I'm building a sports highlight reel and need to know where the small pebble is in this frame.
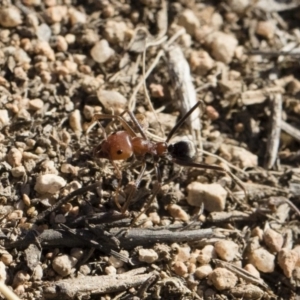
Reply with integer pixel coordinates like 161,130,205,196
173,261,188,276
0,110,9,127
172,244,191,263
79,265,91,275
69,109,82,137
32,265,43,281
90,39,114,63
206,106,219,121
105,265,116,275
209,268,238,290
166,204,190,222
215,240,240,262
45,5,67,23
103,20,128,44
189,50,214,76
0,262,6,282
195,264,213,279
197,245,216,265
97,90,127,113
227,0,250,13
177,9,200,36
0,251,13,265
244,263,260,278
12,270,30,288
34,174,66,194
11,166,26,178
187,182,227,212
52,255,77,277
248,248,275,273
278,248,298,278
0,6,22,27
209,32,238,64
68,7,87,25
138,248,158,263
7,147,22,167
263,228,283,253
256,21,275,40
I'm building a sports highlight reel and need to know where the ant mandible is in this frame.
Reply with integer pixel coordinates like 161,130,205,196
87,102,246,218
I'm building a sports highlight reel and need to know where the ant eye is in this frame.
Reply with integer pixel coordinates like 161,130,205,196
116,149,123,155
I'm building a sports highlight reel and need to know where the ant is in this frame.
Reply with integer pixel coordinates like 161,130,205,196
87,102,246,221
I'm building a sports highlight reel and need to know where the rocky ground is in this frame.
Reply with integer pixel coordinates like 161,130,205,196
0,0,300,299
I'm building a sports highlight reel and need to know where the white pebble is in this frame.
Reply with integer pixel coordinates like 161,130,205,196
103,20,128,44
32,265,43,281
249,248,275,273
214,240,240,262
12,270,30,287
227,0,250,13
90,39,114,63
29,99,44,111
34,174,66,194
69,109,82,137
0,110,9,127
0,262,6,282
7,147,22,167
195,264,213,279
0,251,13,265
52,255,77,277
97,90,127,112
138,249,158,264
187,182,227,212
68,7,87,25
209,268,237,290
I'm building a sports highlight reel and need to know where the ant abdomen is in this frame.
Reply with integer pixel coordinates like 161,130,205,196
168,140,196,161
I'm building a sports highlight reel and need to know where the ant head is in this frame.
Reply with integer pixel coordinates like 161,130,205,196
168,139,196,161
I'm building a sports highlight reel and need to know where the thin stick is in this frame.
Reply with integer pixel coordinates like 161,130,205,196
264,94,282,169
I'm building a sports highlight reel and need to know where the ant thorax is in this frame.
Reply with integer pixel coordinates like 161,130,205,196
168,139,196,161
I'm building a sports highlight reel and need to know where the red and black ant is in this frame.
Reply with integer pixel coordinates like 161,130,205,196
87,102,246,220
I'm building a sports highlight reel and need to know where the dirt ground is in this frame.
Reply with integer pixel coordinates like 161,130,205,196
1,0,300,299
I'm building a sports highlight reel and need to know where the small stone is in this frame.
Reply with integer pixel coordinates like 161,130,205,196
79,265,91,275
178,9,200,36
197,245,216,265
187,182,227,212
45,5,67,23
209,32,238,64
173,261,188,276
0,110,9,127
11,166,26,178
56,35,68,52
32,265,43,281
206,106,219,121
0,262,6,282
29,99,44,111
219,144,258,168
256,21,275,40
244,264,260,278
35,41,55,61
34,174,66,194
227,0,250,13
138,249,158,264
209,268,238,290
69,109,82,137
0,6,22,27
90,39,115,63
189,50,214,76
214,240,240,262
12,270,30,288
278,248,298,278
105,265,116,275
249,248,275,273
68,7,87,25
172,244,191,262
97,90,127,113
0,252,13,265
263,228,284,253
103,20,128,44
166,204,190,222
195,264,213,279
7,147,22,167
52,255,77,277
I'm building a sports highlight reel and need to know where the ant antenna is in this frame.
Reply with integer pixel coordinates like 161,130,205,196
166,101,201,143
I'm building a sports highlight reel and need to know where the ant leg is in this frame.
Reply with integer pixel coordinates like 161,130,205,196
172,158,248,200
111,161,123,211
86,114,137,137
131,164,162,226
121,162,147,214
